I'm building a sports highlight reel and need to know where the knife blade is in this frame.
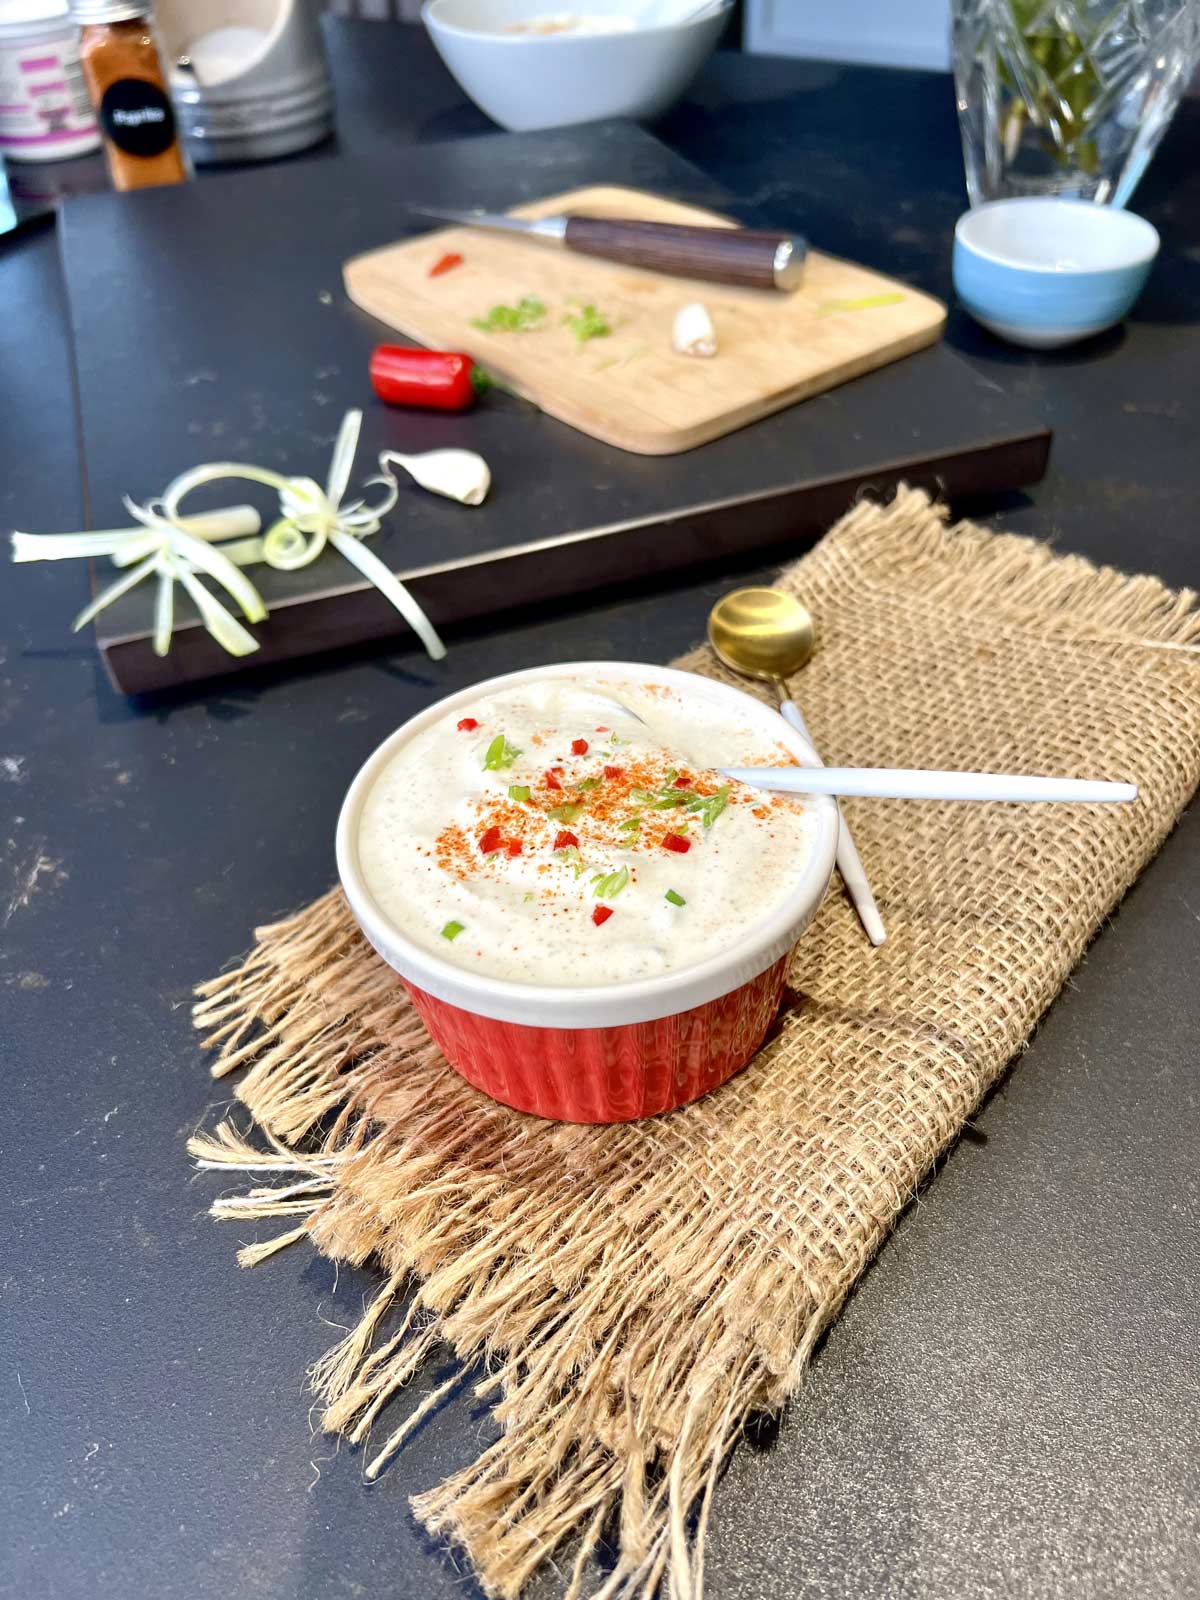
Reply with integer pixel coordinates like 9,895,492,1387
411,205,806,292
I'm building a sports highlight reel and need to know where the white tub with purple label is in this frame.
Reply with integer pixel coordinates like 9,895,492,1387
0,0,98,162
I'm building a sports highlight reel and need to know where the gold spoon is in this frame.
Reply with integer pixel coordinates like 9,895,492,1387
708,587,886,947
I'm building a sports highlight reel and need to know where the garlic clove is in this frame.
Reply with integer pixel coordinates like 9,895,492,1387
380,448,491,507
672,301,718,358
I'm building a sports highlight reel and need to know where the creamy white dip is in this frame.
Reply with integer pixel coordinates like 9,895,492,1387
502,11,635,33
357,676,811,987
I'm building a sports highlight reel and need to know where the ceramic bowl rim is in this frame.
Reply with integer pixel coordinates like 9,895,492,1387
335,660,839,1028
422,0,734,46
954,198,1160,276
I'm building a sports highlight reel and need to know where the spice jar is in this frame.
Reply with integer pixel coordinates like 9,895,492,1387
71,1,188,191
0,1,99,164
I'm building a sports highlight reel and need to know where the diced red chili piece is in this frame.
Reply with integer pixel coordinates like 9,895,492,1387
571,738,589,755
662,832,691,853
544,768,563,791
479,826,503,854
457,717,479,732
673,775,691,788
429,251,464,278
591,905,614,926
594,725,609,732
603,765,625,780
506,838,523,857
553,830,579,851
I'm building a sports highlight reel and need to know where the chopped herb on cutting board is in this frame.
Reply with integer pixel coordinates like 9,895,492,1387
472,295,547,332
562,303,611,345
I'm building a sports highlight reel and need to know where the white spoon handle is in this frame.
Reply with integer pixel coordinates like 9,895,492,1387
778,701,886,946
721,766,1138,804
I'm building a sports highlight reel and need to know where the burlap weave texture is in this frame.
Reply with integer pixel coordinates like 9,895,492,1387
191,489,1200,1599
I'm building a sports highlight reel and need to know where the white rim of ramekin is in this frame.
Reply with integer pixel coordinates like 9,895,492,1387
954,199,1160,274
336,661,840,1029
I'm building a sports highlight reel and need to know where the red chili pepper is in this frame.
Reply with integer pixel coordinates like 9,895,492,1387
457,717,478,732
479,826,503,854
553,830,579,851
545,769,563,791
662,833,691,854
591,905,614,927
571,738,589,755
673,775,691,788
594,726,609,732
603,765,625,780
429,251,463,278
506,838,523,857
369,345,493,412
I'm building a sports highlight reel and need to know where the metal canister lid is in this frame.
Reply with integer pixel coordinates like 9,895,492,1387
69,0,150,22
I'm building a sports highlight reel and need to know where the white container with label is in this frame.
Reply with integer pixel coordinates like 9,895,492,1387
0,0,99,161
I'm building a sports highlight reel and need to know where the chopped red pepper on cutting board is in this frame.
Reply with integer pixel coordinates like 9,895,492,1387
429,251,464,278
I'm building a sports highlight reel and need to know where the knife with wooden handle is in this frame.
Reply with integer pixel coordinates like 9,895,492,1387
413,205,807,291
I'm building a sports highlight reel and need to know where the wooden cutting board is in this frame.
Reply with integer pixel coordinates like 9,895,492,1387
343,185,946,456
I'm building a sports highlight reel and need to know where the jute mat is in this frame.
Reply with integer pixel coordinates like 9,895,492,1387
190,489,1200,1600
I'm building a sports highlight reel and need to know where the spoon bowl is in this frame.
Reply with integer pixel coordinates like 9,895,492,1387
707,586,815,684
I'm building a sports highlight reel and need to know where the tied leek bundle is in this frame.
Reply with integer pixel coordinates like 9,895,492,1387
10,411,490,663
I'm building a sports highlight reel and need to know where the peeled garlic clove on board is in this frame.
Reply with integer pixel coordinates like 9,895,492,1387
380,448,491,506
672,301,718,358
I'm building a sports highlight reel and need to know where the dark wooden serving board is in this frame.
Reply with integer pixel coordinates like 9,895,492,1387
57,122,1050,694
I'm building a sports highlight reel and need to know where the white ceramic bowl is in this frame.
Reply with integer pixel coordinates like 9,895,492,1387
953,198,1160,350
422,0,732,132
336,661,839,1122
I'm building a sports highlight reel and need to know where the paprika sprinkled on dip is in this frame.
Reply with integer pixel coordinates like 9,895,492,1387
356,675,812,987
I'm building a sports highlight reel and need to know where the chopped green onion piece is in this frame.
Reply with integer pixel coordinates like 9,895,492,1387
665,889,686,907
548,803,582,823
472,295,546,333
618,816,641,833
555,845,588,878
563,303,611,344
815,293,904,317
592,865,629,900
508,784,531,802
441,920,465,941
665,769,678,784
523,891,535,903
630,784,688,809
575,777,601,792
609,731,623,746
685,784,731,828
483,733,522,770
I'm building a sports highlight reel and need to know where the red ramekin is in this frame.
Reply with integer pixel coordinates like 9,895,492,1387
336,662,839,1123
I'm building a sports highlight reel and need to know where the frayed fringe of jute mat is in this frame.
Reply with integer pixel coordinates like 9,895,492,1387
189,488,1200,1600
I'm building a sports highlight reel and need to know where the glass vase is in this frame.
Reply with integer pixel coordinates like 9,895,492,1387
953,0,1200,207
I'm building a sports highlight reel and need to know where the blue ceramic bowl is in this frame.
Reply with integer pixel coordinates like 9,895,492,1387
953,198,1159,349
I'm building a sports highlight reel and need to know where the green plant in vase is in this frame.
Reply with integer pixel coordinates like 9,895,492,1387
953,0,1200,205
999,0,1103,176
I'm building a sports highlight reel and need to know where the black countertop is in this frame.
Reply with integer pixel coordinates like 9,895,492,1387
2,23,1197,1600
